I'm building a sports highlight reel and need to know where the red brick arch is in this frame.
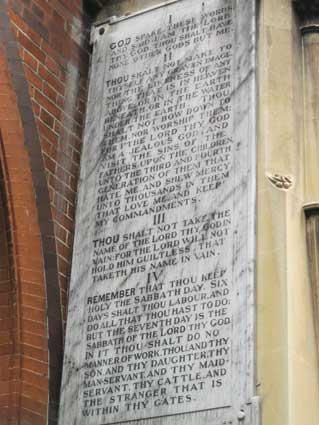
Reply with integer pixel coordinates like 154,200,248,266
0,6,62,424
0,0,92,422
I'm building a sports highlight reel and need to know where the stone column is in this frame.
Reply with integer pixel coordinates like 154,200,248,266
294,0,319,201
294,0,319,363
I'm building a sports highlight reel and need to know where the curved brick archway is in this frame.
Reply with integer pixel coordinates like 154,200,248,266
0,0,92,422
0,6,62,424
0,133,19,424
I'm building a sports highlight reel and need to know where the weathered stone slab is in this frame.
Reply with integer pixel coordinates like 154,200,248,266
59,1,257,424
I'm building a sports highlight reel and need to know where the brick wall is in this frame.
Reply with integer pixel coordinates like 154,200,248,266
7,0,91,324
0,0,93,423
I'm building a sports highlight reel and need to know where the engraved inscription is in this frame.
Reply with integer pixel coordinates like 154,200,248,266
59,1,256,424
80,4,234,422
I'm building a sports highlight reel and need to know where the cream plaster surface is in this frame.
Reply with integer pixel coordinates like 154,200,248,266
258,1,319,425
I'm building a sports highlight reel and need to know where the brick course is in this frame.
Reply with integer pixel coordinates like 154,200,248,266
0,0,92,423
7,0,91,326
0,85,49,425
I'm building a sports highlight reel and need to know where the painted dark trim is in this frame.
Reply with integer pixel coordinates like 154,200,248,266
0,3,63,424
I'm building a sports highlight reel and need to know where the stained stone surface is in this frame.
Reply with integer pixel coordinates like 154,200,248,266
59,1,257,424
